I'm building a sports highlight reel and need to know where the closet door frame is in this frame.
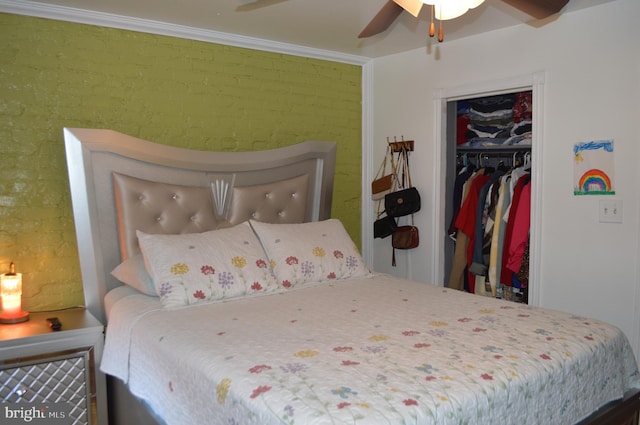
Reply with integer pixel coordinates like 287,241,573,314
432,71,545,306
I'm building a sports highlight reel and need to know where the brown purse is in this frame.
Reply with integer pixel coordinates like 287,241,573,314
371,174,394,201
392,225,419,250
391,225,419,267
371,145,397,201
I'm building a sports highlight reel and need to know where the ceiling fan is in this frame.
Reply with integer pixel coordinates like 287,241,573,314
358,0,569,41
237,0,570,42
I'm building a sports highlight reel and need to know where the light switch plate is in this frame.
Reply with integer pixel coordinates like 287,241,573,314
599,199,622,223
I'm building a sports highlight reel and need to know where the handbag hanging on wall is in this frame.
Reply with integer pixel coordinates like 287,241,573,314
392,225,419,250
385,187,421,218
391,214,419,266
374,215,397,239
371,145,396,201
384,147,421,217
373,144,399,239
387,144,420,266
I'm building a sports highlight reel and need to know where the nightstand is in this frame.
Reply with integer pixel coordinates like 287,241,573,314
0,308,107,425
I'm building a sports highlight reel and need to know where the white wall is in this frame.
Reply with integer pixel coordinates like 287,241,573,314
368,0,640,359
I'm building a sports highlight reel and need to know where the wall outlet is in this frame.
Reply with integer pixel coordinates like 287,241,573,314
599,199,623,223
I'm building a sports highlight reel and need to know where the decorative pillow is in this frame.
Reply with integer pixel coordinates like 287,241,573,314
110,254,157,296
137,222,279,308
250,219,371,288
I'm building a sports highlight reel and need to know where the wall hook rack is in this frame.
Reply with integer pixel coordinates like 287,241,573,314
387,136,414,152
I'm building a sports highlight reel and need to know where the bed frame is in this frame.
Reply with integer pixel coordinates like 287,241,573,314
63,128,639,425
64,128,336,425
64,128,336,325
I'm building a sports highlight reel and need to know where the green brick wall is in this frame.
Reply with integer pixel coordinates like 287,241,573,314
0,13,362,312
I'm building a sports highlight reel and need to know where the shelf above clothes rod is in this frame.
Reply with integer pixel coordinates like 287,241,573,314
457,145,531,153
456,145,531,169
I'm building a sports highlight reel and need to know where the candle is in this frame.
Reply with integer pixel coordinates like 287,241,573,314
1,273,22,317
0,263,29,323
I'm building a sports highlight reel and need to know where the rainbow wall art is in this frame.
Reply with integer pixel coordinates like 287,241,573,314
573,140,615,195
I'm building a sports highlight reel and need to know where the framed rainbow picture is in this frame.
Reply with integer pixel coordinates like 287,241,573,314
573,140,615,195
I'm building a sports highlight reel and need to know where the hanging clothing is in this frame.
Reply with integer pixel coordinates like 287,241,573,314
447,153,531,303
448,166,475,239
448,170,483,290
506,180,531,274
453,172,491,294
469,170,505,277
500,174,530,287
487,174,512,297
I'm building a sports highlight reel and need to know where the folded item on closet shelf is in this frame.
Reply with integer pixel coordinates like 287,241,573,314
468,115,514,127
459,136,533,149
513,91,532,123
468,94,516,113
511,120,532,136
467,123,513,139
467,108,513,123
462,137,510,148
505,134,532,146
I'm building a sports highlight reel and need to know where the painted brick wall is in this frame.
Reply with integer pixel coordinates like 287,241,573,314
0,13,362,312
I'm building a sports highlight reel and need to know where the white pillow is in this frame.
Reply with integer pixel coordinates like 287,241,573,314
110,254,157,296
137,222,279,308
250,219,370,288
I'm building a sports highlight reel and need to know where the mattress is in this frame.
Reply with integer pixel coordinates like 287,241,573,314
104,285,145,320
101,274,640,425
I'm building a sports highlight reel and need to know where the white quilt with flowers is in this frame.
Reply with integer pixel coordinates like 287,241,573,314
101,274,639,425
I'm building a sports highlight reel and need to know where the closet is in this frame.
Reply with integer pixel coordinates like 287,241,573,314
444,90,532,304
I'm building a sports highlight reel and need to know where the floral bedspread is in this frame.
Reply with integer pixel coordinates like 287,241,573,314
101,274,640,425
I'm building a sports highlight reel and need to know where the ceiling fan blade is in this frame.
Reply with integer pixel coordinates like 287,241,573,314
392,0,423,18
358,0,405,38
236,0,289,12
501,0,569,19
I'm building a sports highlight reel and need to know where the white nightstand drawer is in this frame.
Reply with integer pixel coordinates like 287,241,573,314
1,348,94,425
0,308,106,425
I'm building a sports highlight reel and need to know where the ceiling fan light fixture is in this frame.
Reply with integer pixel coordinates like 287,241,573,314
421,0,485,20
359,0,565,42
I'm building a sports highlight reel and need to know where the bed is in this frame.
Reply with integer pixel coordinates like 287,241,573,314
63,128,640,425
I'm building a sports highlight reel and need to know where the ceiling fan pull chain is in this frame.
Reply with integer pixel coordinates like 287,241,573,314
429,4,435,38
438,17,444,42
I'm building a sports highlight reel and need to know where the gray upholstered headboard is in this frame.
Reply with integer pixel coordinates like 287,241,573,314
64,128,336,323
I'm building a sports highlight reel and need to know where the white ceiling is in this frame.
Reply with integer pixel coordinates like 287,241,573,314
3,0,614,58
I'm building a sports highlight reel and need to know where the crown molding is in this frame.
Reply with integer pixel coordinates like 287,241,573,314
0,0,370,66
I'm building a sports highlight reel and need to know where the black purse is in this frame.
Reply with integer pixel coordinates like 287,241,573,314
374,215,397,239
384,145,420,218
385,187,421,218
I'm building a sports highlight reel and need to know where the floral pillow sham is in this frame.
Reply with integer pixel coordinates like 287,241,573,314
249,219,371,288
137,222,279,308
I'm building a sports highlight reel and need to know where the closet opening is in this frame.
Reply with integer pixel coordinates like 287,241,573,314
444,91,532,303
432,72,544,306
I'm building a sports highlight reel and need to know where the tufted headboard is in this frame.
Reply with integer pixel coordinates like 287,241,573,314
64,128,336,323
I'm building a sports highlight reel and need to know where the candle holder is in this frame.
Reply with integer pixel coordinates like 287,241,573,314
0,262,30,324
